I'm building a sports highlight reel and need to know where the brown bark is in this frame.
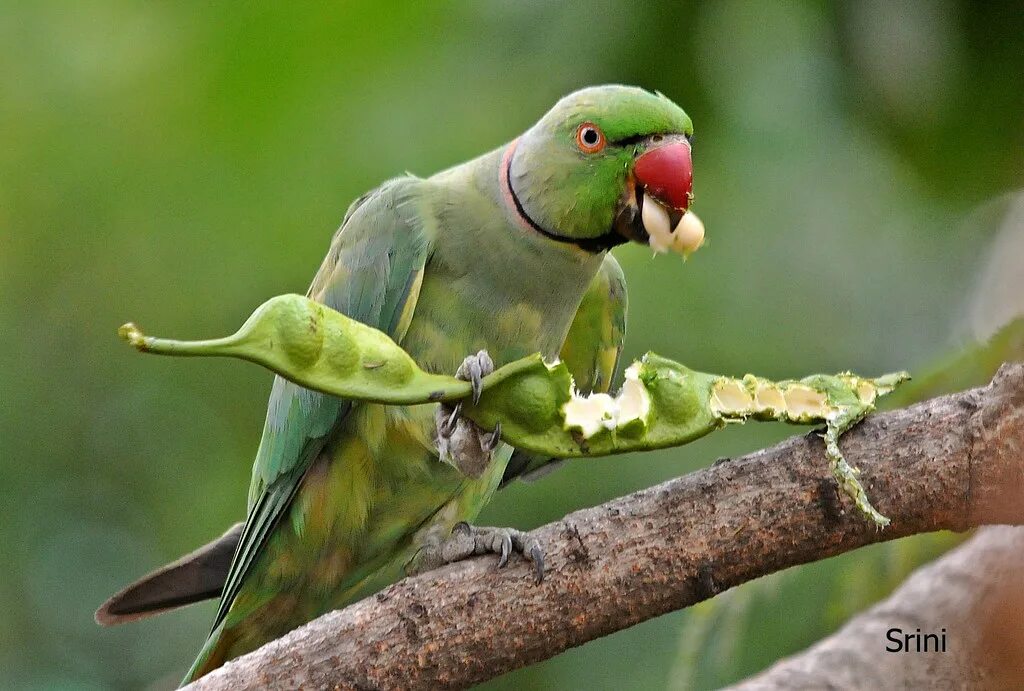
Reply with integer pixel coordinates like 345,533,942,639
186,364,1024,691
728,526,1024,690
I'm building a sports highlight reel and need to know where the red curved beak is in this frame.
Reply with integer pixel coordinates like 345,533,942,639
633,140,693,211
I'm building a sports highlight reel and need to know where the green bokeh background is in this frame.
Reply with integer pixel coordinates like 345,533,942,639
2,1,1022,689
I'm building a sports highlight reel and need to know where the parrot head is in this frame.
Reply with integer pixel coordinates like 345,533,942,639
503,85,701,256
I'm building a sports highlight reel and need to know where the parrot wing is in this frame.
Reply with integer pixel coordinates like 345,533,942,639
501,253,627,486
213,177,434,631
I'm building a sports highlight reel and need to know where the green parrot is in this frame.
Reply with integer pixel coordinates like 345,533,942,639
96,85,699,683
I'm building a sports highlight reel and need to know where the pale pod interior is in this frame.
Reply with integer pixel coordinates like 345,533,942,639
640,192,705,257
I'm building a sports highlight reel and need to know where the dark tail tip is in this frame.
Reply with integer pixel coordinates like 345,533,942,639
95,523,243,626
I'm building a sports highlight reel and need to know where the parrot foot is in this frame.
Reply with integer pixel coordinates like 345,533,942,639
435,350,502,478
415,522,545,584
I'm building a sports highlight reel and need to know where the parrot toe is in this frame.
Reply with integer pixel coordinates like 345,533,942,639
481,420,502,452
454,349,494,404
423,523,545,584
438,401,462,437
435,350,503,478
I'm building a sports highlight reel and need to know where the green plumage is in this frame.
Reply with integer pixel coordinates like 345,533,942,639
174,85,693,682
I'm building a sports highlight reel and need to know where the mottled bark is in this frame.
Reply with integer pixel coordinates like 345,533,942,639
186,364,1024,691
729,526,1024,690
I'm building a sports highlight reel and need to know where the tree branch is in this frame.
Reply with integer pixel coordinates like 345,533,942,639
186,363,1024,690
727,525,1024,689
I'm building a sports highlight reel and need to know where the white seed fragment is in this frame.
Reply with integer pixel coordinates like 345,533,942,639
562,392,616,438
616,364,651,425
562,360,653,438
641,194,674,253
672,211,705,257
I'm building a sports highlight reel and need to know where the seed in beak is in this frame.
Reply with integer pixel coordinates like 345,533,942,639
672,211,705,257
641,194,674,253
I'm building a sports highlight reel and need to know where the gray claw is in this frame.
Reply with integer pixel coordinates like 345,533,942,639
440,402,462,436
482,421,502,452
455,350,493,405
498,533,512,568
472,372,483,404
529,544,544,584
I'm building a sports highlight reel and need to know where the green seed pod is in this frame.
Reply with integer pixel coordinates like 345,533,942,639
121,294,470,404
120,294,909,526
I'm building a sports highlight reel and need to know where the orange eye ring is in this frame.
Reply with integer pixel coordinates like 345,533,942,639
575,122,606,153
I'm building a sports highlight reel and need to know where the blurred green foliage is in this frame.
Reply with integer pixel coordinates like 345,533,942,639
2,1,1022,689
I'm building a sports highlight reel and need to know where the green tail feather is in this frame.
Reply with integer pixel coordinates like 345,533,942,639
181,622,228,687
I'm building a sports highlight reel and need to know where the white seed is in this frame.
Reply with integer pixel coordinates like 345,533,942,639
671,211,705,257
615,376,651,425
562,392,616,438
561,361,653,437
641,194,674,253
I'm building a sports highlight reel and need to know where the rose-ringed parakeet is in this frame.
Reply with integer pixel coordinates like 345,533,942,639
96,85,701,683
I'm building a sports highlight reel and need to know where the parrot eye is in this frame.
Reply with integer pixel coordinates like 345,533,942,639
576,122,606,154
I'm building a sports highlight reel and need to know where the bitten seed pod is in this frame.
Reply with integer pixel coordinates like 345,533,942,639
706,369,911,525
120,294,908,525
